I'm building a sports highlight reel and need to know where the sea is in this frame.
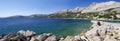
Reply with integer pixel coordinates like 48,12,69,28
0,18,93,37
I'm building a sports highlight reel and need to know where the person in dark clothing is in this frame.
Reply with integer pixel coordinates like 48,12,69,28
97,21,101,26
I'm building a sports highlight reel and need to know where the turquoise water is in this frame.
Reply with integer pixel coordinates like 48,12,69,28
0,18,92,37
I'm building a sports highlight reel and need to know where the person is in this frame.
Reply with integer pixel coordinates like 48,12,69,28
97,21,101,26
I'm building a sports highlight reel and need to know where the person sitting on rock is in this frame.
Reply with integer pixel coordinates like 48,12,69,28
97,21,101,26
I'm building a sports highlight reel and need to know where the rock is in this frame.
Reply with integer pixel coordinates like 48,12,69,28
85,27,99,38
64,36,74,41
85,21,120,41
59,37,64,41
14,35,27,41
36,34,48,41
29,33,53,41
92,36,102,41
18,30,36,37
0,34,5,39
98,27,107,37
80,36,88,41
74,35,81,41
116,37,120,41
0,39,5,41
45,35,57,41
1,21,120,41
3,32,16,39
116,14,120,18
30,36,38,41
70,7,84,12
104,35,117,41
45,33,52,36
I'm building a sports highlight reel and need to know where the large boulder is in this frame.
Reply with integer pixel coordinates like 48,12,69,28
3,32,16,39
30,33,53,41
64,36,74,41
74,35,81,41
45,35,57,41
104,35,117,41
36,33,52,41
17,30,36,37
30,36,38,41
80,36,88,41
59,37,64,41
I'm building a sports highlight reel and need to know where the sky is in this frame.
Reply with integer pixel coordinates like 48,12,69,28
0,0,120,17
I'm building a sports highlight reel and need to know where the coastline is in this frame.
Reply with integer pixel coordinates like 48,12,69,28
0,18,92,38
2,17,120,22
0,21,120,41
47,18,120,21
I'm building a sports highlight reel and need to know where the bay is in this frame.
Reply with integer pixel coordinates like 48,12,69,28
0,18,92,37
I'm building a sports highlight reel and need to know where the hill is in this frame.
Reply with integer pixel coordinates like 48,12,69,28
48,1,120,20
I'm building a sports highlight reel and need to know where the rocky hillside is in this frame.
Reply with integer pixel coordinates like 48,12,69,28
82,1,120,13
48,1,120,20
52,1,120,13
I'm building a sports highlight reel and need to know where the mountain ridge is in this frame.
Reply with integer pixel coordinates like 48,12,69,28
54,1,120,14
8,1,120,20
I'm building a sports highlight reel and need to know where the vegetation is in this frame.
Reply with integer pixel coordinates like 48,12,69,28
48,8,120,20
49,12,82,18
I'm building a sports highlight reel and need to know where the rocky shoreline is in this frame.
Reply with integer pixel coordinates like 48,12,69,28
0,21,120,41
